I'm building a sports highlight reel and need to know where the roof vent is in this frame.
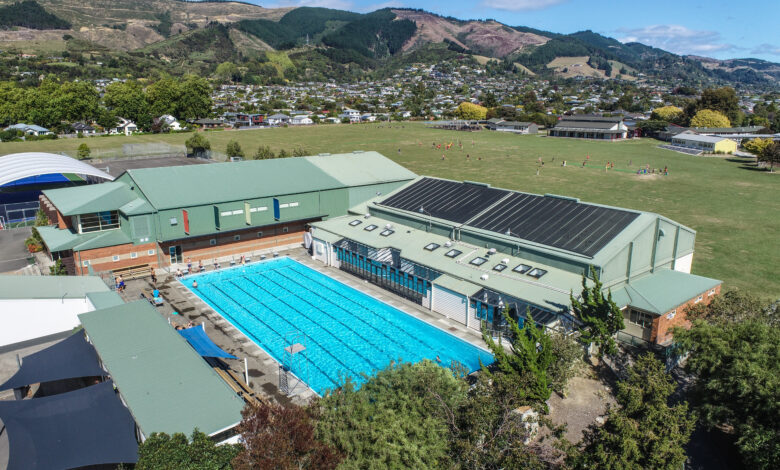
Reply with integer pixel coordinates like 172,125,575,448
444,241,452,247
501,258,509,264
488,248,497,255
480,273,489,281
385,224,393,229
364,213,371,219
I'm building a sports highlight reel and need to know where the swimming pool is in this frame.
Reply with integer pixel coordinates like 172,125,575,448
181,257,493,395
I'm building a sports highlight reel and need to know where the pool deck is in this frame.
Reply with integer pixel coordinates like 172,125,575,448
120,247,491,405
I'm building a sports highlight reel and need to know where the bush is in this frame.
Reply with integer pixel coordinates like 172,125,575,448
76,143,90,160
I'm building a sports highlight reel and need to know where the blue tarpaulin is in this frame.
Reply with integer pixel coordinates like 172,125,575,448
0,380,139,470
0,332,105,391
178,325,236,359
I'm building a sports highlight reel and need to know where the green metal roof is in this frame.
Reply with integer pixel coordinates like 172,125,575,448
305,151,416,188
43,182,138,216
433,275,483,297
121,152,414,211
85,291,125,309
313,215,586,313
37,226,132,252
611,269,721,315
0,274,108,299
36,225,80,251
78,301,245,437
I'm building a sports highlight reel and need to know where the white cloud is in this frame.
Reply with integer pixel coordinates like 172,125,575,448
616,24,738,56
482,0,568,12
750,44,780,56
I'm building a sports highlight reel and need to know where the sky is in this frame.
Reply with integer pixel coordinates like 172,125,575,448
259,0,780,62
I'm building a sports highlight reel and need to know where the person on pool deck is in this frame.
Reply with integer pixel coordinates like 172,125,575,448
198,260,204,272
153,288,159,298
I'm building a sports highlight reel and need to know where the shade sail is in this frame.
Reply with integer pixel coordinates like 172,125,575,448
179,325,236,359
0,332,105,391
0,380,139,470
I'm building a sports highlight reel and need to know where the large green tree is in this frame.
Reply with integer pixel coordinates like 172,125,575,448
146,77,181,117
570,267,624,357
314,360,467,470
673,294,779,469
177,75,213,120
103,80,151,130
758,141,780,172
136,430,241,470
481,310,554,409
185,133,211,159
570,354,696,470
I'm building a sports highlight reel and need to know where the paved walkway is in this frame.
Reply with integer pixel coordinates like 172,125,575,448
120,247,491,405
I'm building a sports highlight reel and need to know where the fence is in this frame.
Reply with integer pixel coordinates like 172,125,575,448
0,201,40,228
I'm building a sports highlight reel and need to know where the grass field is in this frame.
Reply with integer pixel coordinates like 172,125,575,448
1,123,777,297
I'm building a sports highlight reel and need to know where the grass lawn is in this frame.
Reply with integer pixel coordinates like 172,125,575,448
1,123,777,297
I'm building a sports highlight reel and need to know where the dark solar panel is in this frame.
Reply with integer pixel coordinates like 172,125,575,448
379,178,508,223
468,192,639,257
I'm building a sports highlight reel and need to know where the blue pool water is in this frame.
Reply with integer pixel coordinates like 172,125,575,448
181,257,493,395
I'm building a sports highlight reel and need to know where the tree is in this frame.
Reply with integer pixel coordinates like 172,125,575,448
314,360,467,470
185,133,211,159
758,141,780,172
481,309,554,409
548,331,582,397
226,140,244,159
685,289,775,326
136,429,241,470
76,143,90,160
177,75,213,120
690,109,730,128
49,259,67,275
291,146,308,157
215,61,240,83
650,105,683,122
253,145,275,160
103,80,151,130
233,402,341,470
482,91,498,108
277,148,290,159
674,296,779,469
570,267,624,357
571,354,696,470
743,137,773,157
698,86,742,125
146,77,181,117
455,102,487,120
33,209,49,227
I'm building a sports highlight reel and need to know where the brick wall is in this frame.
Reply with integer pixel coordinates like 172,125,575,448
650,283,722,344
73,241,159,275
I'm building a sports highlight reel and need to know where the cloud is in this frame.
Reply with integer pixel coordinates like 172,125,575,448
482,0,568,12
616,24,739,56
750,43,780,56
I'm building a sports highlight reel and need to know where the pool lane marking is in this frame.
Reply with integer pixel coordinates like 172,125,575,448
224,278,368,386
233,275,385,374
197,281,342,391
270,267,426,362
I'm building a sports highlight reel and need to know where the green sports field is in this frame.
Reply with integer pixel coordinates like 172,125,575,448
1,123,777,297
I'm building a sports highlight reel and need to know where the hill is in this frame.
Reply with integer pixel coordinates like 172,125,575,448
0,0,776,87
0,0,70,30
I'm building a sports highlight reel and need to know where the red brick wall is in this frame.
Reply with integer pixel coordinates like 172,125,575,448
73,241,159,275
650,284,722,344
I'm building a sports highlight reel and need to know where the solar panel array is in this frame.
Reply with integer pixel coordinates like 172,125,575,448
468,192,639,257
379,178,508,223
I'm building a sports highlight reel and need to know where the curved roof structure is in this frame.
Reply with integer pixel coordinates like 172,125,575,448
0,152,113,188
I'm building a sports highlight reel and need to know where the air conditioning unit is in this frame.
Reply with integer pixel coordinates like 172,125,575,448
501,258,509,264
364,213,371,218
444,241,452,247
488,248,497,255
480,273,489,281
385,224,393,229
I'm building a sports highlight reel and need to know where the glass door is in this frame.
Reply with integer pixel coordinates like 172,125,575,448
169,245,182,264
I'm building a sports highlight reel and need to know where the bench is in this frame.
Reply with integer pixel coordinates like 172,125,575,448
213,367,264,407
112,264,151,280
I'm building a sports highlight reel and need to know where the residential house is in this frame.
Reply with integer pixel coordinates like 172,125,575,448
290,115,313,125
5,123,52,136
111,118,138,136
267,114,290,126
71,122,96,135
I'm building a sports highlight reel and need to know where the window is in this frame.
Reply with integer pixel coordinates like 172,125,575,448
82,260,90,267
112,255,120,262
79,211,120,233
708,289,716,296
364,224,378,232
512,264,532,274
209,239,217,246
492,264,507,272
424,243,440,251
629,309,654,329
147,249,155,256
130,252,138,259
169,217,178,226
282,227,289,233
257,231,263,238
469,257,487,266
379,229,394,237
349,219,362,226
527,268,547,279
233,235,241,241
444,249,462,258
695,295,703,303
667,310,676,320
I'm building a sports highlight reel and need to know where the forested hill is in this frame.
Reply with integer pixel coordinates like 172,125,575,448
0,0,777,86
0,0,70,29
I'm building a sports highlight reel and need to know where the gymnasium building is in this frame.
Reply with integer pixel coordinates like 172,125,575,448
310,177,721,346
549,115,628,140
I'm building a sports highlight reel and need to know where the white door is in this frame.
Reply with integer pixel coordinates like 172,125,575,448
433,285,467,325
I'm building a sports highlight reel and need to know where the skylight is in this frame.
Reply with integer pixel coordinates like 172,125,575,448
444,249,462,258
527,268,547,279
492,264,507,272
512,264,532,274
364,224,378,231
380,229,395,237
349,219,362,226
469,257,488,266
424,243,440,251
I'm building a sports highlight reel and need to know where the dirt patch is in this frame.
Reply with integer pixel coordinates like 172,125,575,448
548,374,615,443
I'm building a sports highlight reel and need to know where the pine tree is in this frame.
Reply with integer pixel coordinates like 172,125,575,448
570,266,624,357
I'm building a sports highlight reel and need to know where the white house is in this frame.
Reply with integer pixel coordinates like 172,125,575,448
5,123,52,136
158,114,182,131
111,118,138,136
340,108,361,123
267,114,290,126
291,115,313,125
361,114,377,123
